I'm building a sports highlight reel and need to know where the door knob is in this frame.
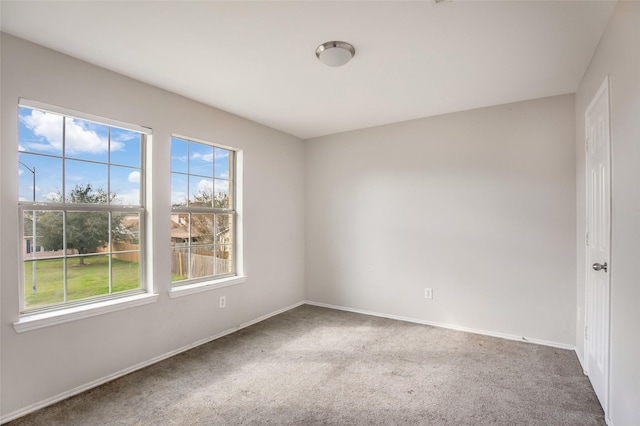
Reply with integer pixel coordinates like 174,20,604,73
592,262,608,272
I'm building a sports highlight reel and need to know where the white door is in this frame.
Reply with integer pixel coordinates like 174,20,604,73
585,77,611,412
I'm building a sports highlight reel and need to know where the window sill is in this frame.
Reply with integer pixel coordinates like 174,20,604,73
13,293,159,333
170,275,247,298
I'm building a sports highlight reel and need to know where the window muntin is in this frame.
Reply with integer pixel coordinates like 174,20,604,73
18,103,147,313
170,136,236,284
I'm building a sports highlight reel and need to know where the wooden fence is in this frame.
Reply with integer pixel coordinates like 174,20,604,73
172,249,231,278
97,242,140,263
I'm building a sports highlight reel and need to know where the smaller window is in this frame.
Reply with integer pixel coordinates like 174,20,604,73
170,136,237,285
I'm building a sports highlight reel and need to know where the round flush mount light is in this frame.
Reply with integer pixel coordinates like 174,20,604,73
316,41,355,67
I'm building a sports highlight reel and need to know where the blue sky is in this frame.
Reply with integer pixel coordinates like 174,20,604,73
170,137,232,207
18,107,141,205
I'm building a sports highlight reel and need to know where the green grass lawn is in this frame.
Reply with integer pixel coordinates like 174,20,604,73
172,273,188,282
23,256,140,309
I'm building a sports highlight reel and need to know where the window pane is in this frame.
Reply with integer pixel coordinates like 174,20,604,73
171,173,188,207
171,213,190,247
171,137,189,173
189,177,213,207
24,258,65,309
171,245,189,282
113,212,140,250
189,142,214,177
66,254,110,301
214,148,231,179
19,107,63,156
213,179,231,209
66,211,110,256
191,246,214,278
110,128,141,167
19,153,63,202
64,117,109,163
216,214,233,245
171,213,190,282
192,214,214,245
216,245,233,275
65,160,109,203
112,254,140,292
28,210,64,258
23,210,37,260
110,165,140,205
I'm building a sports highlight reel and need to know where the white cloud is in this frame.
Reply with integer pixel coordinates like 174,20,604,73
214,150,228,159
65,118,124,154
196,179,228,195
21,111,124,155
21,110,63,152
111,130,139,142
18,169,24,176
18,144,26,151
219,172,229,179
110,142,125,152
198,179,213,194
214,180,229,194
117,189,140,206
192,152,214,162
45,192,60,202
128,171,140,183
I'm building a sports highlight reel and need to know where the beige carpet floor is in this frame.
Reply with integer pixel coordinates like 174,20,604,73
7,304,605,425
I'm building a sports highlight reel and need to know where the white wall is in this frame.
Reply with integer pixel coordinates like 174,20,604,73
0,34,305,419
305,94,576,346
575,3,640,424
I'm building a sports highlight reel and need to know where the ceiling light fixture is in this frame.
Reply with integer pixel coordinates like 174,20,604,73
316,41,355,67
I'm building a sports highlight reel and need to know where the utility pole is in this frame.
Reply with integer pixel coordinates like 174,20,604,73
19,161,37,294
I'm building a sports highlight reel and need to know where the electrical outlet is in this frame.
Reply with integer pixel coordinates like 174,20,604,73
219,296,226,308
424,288,433,300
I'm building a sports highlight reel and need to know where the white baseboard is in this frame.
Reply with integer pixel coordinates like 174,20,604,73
575,348,587,374
0,300,306,425
305,300,576,351
239,300,305,329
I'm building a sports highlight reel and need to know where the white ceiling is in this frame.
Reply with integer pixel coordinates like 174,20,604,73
1,1,616,139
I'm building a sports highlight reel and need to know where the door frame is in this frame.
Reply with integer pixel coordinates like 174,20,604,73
583,75,612,417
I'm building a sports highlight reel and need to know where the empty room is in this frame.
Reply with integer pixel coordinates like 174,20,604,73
1,1,638,425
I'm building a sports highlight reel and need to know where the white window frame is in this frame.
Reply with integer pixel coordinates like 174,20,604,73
170,134,245,297
15,99,154,321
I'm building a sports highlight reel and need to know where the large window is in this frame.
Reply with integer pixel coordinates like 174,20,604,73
18,101,148,313
170,136,236,285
